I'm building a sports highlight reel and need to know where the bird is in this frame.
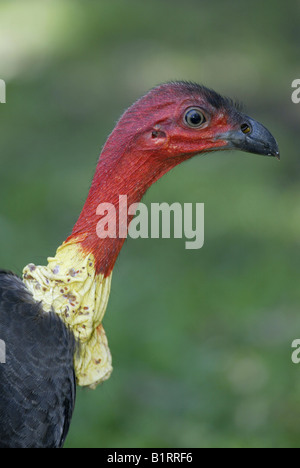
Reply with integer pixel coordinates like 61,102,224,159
0,81,279,448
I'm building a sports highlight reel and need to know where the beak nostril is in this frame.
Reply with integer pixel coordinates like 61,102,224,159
241,123,252,134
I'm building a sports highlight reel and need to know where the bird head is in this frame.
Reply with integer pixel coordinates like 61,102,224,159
113,81,279,163
71,81,279,276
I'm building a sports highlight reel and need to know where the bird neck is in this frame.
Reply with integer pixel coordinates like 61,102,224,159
22,126,181,388
23,243,113,388
67,128,180,277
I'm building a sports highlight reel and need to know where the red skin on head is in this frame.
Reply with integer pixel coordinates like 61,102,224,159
67,83,239,276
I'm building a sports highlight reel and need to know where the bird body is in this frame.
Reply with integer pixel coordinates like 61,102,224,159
0,271,75,448
0,82,279,447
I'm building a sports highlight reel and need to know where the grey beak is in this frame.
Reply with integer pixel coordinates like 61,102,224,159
222,115,280,160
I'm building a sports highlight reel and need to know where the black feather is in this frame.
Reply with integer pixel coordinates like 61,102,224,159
0,271,76,448
168,81,243,112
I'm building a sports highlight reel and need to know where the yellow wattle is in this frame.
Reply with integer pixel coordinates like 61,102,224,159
22,239,113,389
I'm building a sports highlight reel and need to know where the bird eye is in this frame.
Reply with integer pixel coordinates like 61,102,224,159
184,108,206,128
241,123,252,134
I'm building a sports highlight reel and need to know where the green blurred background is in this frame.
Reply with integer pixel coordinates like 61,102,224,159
0,0,300,448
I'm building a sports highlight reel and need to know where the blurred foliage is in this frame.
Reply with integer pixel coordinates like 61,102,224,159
0,0,300,448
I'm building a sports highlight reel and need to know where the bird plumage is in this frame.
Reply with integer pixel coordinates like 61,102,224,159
0,271,76,448
0,82,279,447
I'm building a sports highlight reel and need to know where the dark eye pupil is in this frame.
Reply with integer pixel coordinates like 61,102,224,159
185,109,205,127
189,111,201,124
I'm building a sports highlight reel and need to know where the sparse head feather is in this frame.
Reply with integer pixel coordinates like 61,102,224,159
117,81,243,131
149,81,243,112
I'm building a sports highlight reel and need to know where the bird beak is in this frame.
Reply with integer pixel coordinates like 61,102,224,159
219,115,280,160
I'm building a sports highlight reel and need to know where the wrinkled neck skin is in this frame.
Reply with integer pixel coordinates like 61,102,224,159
22,124,186,388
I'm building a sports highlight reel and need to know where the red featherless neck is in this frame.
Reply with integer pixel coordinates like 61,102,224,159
67,119,185,277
